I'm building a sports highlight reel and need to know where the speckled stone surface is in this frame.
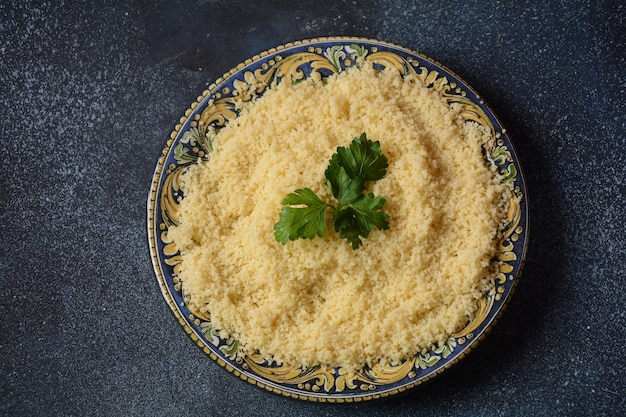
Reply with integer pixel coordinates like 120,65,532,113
1,1,624,416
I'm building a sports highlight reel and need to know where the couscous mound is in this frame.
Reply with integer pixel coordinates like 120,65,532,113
168,63,509,370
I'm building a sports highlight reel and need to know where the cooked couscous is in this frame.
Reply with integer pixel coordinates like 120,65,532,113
167,62,509,371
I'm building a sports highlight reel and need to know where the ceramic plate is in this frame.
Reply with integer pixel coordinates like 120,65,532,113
147,37,528,402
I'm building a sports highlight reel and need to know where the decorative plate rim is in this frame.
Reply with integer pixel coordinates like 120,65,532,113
147,36,529,402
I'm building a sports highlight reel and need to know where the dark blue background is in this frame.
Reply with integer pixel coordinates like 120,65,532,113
1,1,624,416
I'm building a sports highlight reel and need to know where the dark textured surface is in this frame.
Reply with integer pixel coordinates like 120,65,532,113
1,1,624,416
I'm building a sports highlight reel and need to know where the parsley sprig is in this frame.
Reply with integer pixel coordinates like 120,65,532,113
274,133,390,249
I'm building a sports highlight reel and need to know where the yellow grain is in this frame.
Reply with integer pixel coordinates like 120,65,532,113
168,63,509,371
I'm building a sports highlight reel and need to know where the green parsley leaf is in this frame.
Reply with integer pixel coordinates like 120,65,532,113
333,211,365,249
273,188,328,244
350,194,389,231
336,133,388,181
274,134,390,249
324,163,364,205
333,194,390,249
